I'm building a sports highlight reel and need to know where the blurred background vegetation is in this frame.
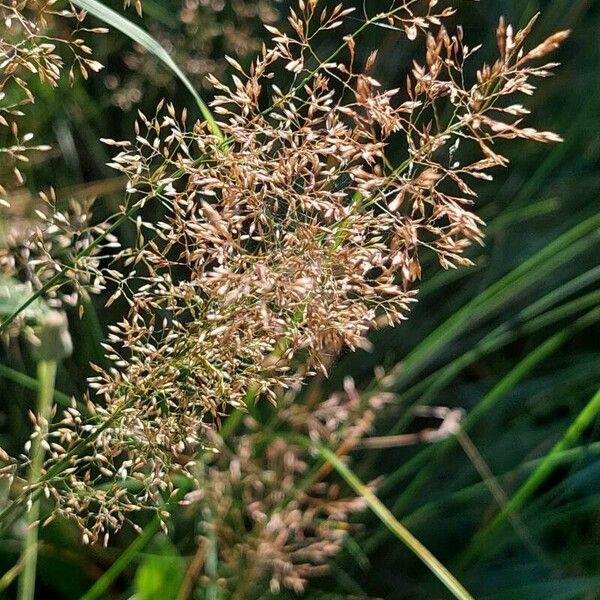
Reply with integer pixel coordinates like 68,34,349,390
1,0,599,598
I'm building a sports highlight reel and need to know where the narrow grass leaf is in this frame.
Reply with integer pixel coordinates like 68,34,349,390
462,386,600,564
70,0,223,141
364,307,600,554
388,213,600,389
288,435,474,600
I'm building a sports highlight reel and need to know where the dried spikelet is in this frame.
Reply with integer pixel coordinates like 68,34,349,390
123,0,144,17
0,0,144,203
0,1,140,316
522,29,571,62
0,192,106,320
0,2,109,156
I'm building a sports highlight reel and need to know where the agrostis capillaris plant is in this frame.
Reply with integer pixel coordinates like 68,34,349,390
0,0,569,597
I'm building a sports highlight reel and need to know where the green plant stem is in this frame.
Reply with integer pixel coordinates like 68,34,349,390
79,518,161,600
17,360,57,600
461,386,600,565
0,545,40,592
0,364,71,407
286,434,474,600
203,507,221,600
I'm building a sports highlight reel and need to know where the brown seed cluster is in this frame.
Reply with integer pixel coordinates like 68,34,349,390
148,378,390,595
5,0,568,566
0,1,137,326
89,1,567,461
0,190,105,327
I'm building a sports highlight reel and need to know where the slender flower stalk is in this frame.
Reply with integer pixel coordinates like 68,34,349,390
17,311,72,600
16,359,56,600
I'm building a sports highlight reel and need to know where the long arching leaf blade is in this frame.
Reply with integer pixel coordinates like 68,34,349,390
71,0,223,141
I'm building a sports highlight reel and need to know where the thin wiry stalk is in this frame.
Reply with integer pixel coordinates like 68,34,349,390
17,359,57,600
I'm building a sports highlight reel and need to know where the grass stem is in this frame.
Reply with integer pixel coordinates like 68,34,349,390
17,360,57,600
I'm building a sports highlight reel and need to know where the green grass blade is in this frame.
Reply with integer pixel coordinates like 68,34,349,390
387,213,600,389
402,441,600,530
287,435,474,600
483,577,600,600
357,219,600,481
360,287,600,487
364,307,600,554
396,306,599,490
71,0,223,141
462,386,600,564
390,287,600,416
